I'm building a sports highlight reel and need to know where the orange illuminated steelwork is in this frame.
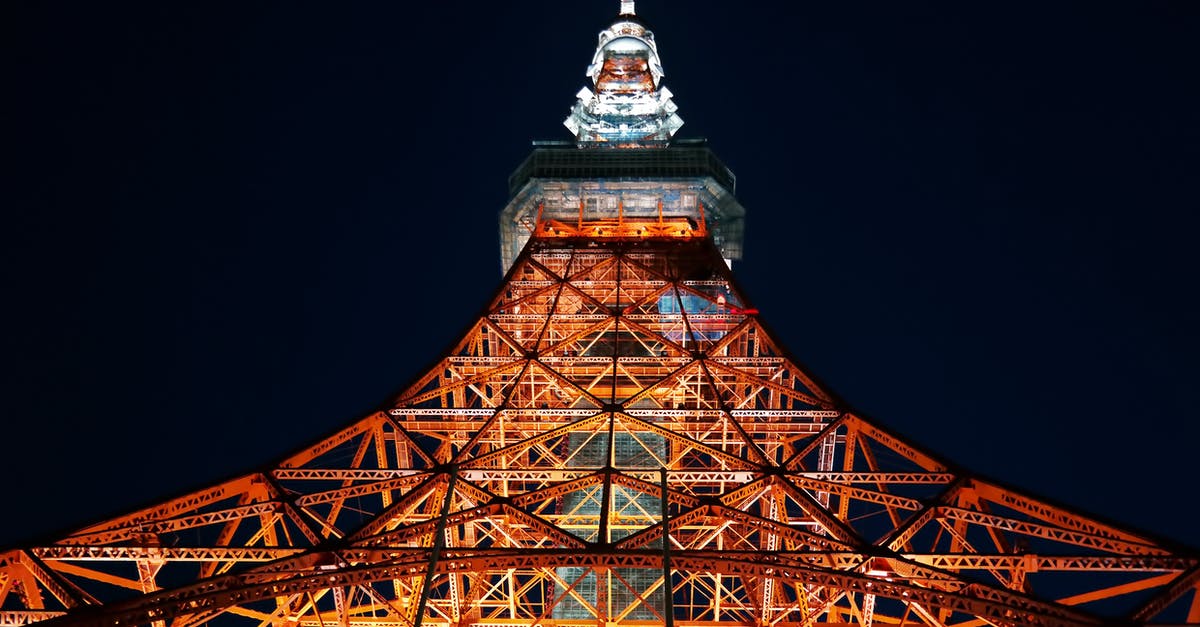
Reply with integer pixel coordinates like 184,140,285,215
533,201,707,239
2,3,1198,627
2,236,1198,626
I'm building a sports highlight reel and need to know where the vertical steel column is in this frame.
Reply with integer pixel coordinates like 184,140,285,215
661,467,674,627
414,470,457,627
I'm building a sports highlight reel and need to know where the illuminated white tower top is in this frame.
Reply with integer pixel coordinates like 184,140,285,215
500,1,744,271
563,1,684,147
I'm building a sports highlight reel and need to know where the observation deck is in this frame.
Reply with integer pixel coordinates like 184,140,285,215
499,140,745,272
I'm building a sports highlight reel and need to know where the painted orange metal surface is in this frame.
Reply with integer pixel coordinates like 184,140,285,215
1,233,1198,627
2,4,1197,623
532,200,707,241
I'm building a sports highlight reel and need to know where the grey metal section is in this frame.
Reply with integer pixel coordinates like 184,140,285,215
508,143,735,197
554,431,666,621
498,144,746,273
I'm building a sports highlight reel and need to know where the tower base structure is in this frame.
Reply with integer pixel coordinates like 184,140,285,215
3,3,1199,626
2,230,1199,626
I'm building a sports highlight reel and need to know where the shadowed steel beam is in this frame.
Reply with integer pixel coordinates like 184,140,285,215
413,471,456,627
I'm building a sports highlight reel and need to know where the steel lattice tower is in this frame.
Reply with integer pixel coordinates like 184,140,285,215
3,4,1198,627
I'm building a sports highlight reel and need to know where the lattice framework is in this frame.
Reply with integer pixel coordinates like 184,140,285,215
2,234,1198,627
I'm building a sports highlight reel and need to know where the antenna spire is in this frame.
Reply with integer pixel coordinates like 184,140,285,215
562,3,683,147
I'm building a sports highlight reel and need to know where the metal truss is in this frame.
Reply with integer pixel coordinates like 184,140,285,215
2,235,1199,627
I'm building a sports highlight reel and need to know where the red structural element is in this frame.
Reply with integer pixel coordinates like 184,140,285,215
2,3,1197,626
1,233,1197,626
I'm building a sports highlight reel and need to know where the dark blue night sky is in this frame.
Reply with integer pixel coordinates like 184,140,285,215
5,1,1199,551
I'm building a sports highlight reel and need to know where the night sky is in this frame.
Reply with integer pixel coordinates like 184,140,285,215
5,1,1199,553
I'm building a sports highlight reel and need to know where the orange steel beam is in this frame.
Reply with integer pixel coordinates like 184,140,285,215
6,238,1198,627
28,550,1117,627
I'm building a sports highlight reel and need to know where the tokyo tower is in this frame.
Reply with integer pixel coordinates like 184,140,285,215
3,3,1198,626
